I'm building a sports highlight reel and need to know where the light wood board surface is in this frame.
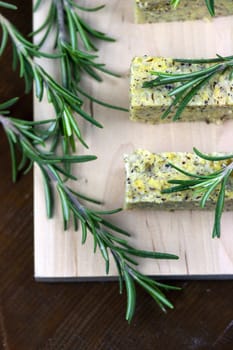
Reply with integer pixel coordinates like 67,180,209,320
34,0,233,279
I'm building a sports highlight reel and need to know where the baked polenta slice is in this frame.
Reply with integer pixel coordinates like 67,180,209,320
124,149,233,210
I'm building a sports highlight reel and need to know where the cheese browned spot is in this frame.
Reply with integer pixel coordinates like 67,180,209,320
130,56,233,124
134,0,233,23
124,149,233,210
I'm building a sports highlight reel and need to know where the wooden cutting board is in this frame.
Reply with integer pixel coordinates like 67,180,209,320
34,0,233,280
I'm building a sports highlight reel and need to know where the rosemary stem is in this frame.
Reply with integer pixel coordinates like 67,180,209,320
0,114,9,126
222,161,233,175
43,164,59,182
44,164,87,216
0,114,19,134
0,13,32,59
54,0,67,42
63,185,87,215
0,13,54,78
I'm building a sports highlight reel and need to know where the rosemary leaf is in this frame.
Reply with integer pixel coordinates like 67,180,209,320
170,0,215,15
123,268,136,323
0,1,17,10
212,172,230,238
205,0,215,16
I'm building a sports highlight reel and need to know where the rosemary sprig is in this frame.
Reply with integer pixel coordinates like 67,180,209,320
170,0,215,16
0,98,179,322
0,2,181,321
44,166,180,323
31,0,126,110
33,0,115,51
30,0,127,168
162,148,233,238
0,12,95,148
44,167,180,323
0,9,127,152
143,55,233,121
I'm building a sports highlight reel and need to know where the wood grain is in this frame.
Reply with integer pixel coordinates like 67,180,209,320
34,0,233,278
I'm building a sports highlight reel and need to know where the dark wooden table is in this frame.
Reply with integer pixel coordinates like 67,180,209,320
0,2,233,349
